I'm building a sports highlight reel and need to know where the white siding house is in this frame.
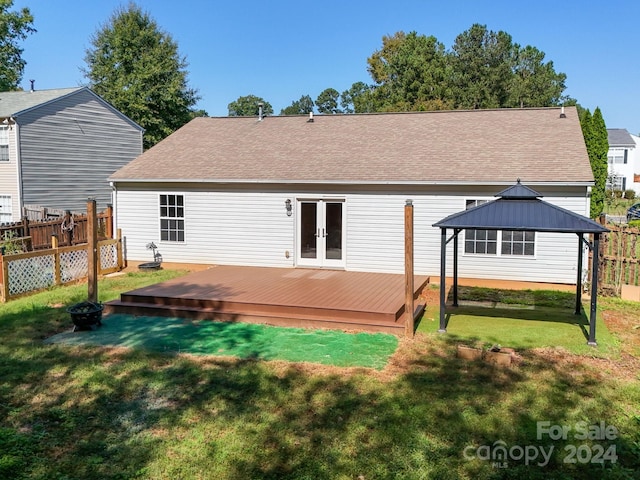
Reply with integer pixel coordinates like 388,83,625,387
607,128,640,195
111,107,594,285
0,87,143,221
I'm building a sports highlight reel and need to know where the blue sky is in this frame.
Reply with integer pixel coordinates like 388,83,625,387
12,0,640,134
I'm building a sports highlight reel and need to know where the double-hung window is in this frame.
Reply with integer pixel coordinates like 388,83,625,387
160,194,185,242
464,199,535,257
0,126,9,162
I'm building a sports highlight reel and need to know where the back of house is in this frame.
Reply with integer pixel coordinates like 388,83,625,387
110,106,593,284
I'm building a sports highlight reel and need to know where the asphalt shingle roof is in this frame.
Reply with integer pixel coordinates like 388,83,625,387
110,106,593,185
0,87,82,117
607,128,635,147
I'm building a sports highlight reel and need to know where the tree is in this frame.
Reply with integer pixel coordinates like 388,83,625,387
0,0,36,91
340,82,375,113
590,108,609,218
280,95,313,115
228,95,273,116
315,88,341,114
449,24,514,109
366,31,451,112
508,45,566,108
83,3,199,149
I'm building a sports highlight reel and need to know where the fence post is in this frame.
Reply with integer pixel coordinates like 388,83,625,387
1,254,8,302
106,204,113,239
52,235,61,286
22,216,30,238
87,199,98,303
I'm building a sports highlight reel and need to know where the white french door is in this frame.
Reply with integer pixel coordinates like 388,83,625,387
297,199,345,268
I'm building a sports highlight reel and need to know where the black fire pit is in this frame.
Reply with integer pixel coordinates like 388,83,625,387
67,301,104,331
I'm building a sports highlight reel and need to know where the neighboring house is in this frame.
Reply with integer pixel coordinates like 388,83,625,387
110,106,593,284
0,87,143,223
606,128,640,195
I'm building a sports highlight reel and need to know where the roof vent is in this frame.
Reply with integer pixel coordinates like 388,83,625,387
559,106,566,118
258,102,264,121
307,112,314,123
29,79,35,92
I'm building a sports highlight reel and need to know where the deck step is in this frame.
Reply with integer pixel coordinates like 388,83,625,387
103,300,424,334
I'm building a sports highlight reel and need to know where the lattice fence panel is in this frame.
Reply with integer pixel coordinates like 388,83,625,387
100,243,118,270
7,255,55,296
60,249,88,283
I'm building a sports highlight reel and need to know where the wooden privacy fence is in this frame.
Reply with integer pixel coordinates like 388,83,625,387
596,224,640,294
0,231,124,302
0,206,113,250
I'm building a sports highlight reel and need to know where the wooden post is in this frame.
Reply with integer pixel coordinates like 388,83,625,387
106,204,114,239
87,198,98,303
52,235,61,286
1,254,8,302
116,228,124,269
404,200,414,337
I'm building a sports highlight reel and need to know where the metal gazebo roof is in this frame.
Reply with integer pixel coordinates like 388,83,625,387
433,182,609,234
432,181,609,346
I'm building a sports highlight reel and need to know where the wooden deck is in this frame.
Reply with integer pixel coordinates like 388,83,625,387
105,266,430,334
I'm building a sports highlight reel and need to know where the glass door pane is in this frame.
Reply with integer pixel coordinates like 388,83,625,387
324,202,342,260
300,202,317,259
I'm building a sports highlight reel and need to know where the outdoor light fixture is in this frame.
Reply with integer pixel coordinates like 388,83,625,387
285,199,292,216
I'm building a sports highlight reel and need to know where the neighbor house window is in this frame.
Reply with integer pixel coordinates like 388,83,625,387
464,199,535,257
0,126,9,162
464,200,497,255
607,148,626,164
159,194,184,242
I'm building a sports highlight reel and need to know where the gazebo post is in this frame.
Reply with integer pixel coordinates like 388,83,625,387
588,234,600,346
453,229,459,307
439,228,447,332
575,233,583,315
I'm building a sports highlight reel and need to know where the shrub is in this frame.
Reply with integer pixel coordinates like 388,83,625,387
624,189,636,200
628,219,640,228
613,189,624,198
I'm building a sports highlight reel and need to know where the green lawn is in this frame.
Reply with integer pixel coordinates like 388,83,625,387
418,286,620,357
0,272,638,479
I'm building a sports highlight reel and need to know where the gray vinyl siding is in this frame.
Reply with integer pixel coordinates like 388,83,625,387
115,183,590,284
17,89,142,212
0,124,20,221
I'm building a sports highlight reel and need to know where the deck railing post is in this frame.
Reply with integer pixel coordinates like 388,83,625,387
404,200,415,337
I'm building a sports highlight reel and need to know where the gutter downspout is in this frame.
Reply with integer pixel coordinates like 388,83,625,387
13,119,24,221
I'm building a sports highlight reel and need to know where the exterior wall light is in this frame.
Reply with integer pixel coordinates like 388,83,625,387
285,199,292,216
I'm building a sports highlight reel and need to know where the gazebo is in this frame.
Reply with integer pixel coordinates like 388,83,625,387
432,181,609,345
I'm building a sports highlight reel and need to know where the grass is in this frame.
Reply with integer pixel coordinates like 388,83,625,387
0,271,639,479
417,286,620,357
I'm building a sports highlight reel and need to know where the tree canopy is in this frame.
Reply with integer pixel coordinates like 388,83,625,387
315,88,341,114
0,0,35,91
280,95,313,115
228,95,273,117
83,3,199,149
361,24,568,113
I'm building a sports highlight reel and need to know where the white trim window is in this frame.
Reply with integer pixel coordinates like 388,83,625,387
501,231,535,256
464,199,535,257
464,200,498,254
0,126,9,162
159,194,185,242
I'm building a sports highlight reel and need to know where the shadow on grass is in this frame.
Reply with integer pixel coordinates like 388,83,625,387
0,295,638,478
